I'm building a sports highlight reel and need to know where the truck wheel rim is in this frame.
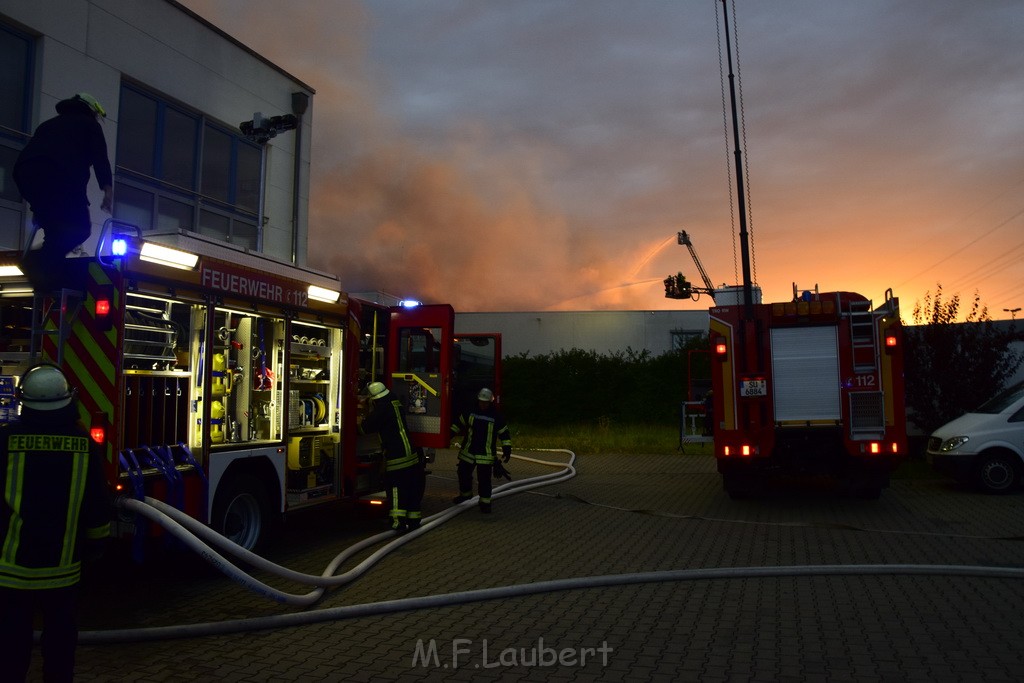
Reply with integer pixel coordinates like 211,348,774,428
223,493,262,549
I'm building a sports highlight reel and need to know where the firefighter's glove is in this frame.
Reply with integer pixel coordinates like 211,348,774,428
502,446,512,463
493,460,511,481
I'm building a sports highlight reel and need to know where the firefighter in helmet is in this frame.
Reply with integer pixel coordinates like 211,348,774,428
13,93,113,292
0,364,111,682
361,381,425,532
451,387,512,513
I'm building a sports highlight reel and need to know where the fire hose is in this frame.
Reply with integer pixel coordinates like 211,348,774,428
76,448,1024,644
115,449,577,608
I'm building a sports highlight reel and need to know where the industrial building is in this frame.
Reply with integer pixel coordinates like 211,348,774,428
1,0,314,267
456,310,708,358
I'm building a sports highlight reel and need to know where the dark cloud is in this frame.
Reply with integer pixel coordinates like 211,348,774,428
180,0,1024,313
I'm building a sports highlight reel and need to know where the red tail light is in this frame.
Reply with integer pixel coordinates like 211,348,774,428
714,337,728,358
90,412,109,444
94,285,115,331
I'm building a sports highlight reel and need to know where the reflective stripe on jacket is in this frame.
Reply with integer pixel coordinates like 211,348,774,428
1,409,111,590
363,398,418,471
451,409,512,465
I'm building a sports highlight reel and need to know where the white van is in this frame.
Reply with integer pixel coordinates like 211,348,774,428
927,381,1024,493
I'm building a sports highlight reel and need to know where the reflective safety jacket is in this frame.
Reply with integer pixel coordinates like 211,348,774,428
451,408,512,465
1,406,111,590
363,398,418,471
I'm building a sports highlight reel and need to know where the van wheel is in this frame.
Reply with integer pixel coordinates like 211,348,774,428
976,453,1020,494
212,474,272,551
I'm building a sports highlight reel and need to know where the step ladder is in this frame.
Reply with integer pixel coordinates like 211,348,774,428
29,289,83,365
846,298,887,438
847,298,879,373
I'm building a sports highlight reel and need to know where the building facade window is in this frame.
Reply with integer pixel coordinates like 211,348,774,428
0,21,34,250
114,82,262,248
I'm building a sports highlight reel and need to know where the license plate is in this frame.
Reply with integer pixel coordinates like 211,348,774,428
740,379,767,397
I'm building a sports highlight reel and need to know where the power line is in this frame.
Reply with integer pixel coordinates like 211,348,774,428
895,204,1024,292
945,239,1024,294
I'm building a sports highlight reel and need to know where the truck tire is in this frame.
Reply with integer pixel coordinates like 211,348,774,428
976,453,1020,494
212,473,272,551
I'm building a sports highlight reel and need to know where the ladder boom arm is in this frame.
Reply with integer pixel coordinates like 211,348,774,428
678,231,716,293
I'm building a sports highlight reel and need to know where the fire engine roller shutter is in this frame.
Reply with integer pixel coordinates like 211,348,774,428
770,326,840,422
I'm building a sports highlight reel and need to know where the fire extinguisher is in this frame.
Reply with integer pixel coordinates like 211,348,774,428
211,353,231,397
210,400,225,444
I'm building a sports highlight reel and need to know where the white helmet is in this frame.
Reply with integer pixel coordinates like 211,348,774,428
18,364,74,411
367,381,389,400
477,388,495,402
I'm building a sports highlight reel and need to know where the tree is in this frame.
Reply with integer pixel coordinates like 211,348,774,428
904,285,1022,434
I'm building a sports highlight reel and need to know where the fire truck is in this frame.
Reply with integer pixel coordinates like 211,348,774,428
709,287,907,498
0,224,501,552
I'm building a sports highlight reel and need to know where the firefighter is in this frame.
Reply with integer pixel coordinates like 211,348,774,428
361,382,425,532
0,364,111,683
451,388,512,513
13,93,113,292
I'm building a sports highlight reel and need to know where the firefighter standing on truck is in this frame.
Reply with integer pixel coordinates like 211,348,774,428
0,364,111,683
451,388,512,513
13,93,113,292
361,382,424,533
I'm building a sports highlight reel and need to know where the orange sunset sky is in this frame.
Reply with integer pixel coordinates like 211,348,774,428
180,0,1024,319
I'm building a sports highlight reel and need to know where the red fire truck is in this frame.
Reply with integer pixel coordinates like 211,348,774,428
0,225,501,552
709,287,906,498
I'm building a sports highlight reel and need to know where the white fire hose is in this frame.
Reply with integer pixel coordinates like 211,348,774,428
79,448,1024,644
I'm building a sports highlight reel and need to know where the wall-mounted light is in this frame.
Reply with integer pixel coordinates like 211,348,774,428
0,266,25,278
139,242,199,270
308,284,341,303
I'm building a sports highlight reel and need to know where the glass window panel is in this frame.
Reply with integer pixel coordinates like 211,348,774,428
113,184,154,232
236,142,261,213
198,209,229,241
231,220,258,250
0,206,21,250
157,195,193,232
201,125,231,203
0,25,30,133
162,108,198,190
0,143,20,202
117,88,158,176
399,328,440,373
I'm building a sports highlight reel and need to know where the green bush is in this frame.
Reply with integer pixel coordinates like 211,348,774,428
501,335,709,428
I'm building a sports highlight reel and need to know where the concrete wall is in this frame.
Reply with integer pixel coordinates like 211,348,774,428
0,0,312,264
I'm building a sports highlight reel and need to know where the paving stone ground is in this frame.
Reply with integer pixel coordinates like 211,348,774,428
24,449,1024,681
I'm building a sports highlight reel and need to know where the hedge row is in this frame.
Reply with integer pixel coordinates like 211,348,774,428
500,338,709,426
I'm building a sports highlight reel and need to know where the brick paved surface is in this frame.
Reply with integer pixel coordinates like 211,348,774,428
25,449,1024,681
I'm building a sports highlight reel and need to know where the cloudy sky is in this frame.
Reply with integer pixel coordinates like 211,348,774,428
180,0,1024,317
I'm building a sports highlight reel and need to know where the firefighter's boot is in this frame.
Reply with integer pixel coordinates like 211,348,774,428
479,500,492,513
